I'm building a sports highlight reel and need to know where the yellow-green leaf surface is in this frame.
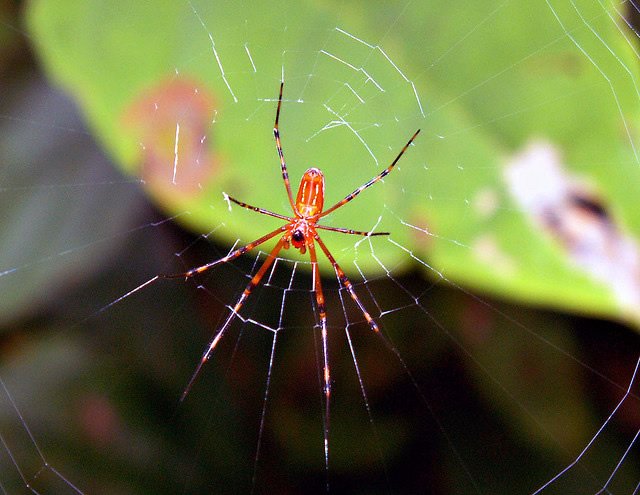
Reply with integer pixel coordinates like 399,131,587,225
28,0,640,325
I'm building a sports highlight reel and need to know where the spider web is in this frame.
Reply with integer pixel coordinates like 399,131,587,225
1,0,640,494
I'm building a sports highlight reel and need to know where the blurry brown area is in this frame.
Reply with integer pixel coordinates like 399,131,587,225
122,77,221,200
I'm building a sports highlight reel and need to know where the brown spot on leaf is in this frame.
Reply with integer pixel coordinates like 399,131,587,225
406,211,436,251
122,77,221,200
524,52,584,78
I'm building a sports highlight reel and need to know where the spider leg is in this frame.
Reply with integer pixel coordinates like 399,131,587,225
159,225,286,279
91,275,161,316
181,236,288,400
317,129,420,219
307,240,331,474
227,195,293,222
314,233,380,333
274,82,297,213
96,226,288,316
315,224,389,236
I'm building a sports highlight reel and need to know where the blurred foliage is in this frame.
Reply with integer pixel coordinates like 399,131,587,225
0,1,638,495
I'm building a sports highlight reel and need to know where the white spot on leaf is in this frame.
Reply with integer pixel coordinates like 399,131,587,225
504,140,640,317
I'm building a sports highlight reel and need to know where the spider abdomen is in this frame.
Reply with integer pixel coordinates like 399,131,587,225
295,167,325,217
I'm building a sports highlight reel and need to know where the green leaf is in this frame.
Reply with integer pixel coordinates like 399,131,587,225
27,0,640,325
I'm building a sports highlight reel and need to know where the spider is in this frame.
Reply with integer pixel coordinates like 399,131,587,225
158,81,419,460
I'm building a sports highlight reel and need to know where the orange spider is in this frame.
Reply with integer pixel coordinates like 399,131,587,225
158,82,419,464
